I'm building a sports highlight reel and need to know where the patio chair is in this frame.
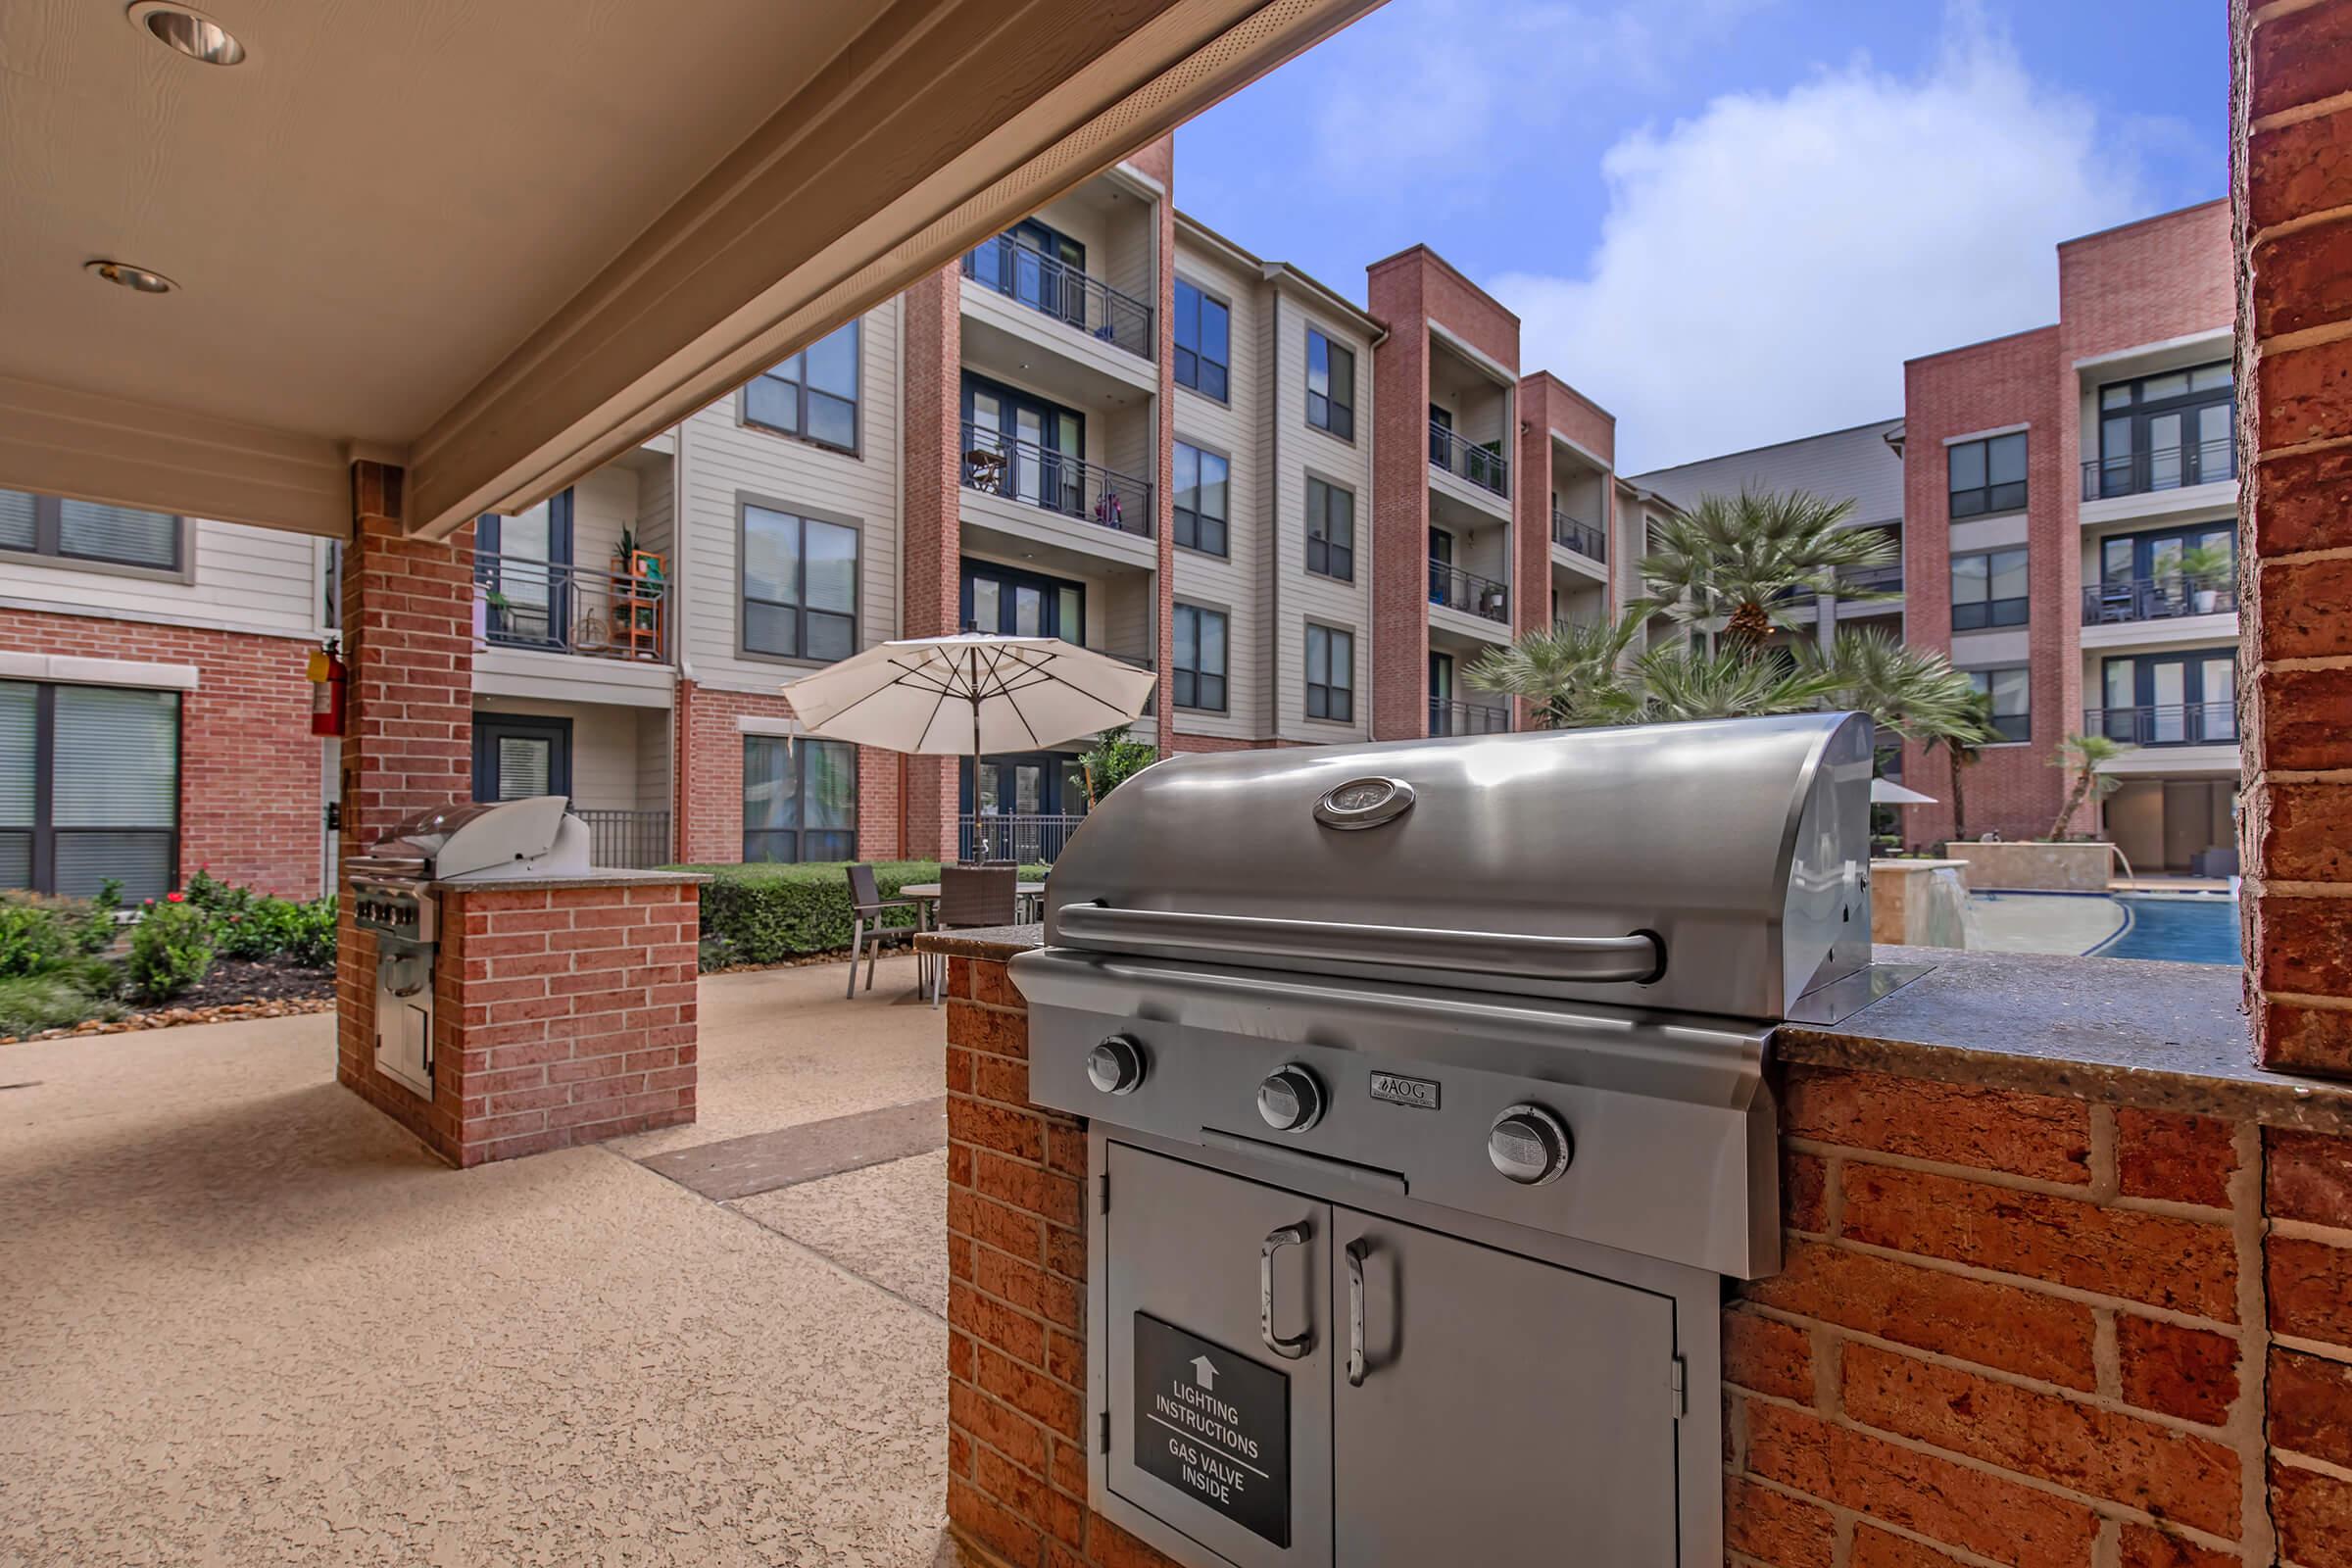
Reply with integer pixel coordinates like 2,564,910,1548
932,863,1017,1004
845,863,926,999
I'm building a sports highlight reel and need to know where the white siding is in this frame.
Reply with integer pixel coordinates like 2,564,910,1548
1273,290,1375,742
635,708,672,816
677,299,903,696
1169,240,1263,742
0,516,322,638
469,696,653,811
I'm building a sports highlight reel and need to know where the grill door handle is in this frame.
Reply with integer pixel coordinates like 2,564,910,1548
1345,1240,1368,1387
1055,906,1663,985
1260,1222,1312,1360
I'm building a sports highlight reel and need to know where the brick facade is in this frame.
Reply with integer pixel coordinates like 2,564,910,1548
903,264,966,860
675,678,906,865
1900,327,2079,844
336,879,700,1166
2234,0,2352,1075
945,951,2352,1568
0,605,322,897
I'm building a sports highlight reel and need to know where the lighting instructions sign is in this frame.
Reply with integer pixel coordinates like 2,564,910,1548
1133,1313,1291,1545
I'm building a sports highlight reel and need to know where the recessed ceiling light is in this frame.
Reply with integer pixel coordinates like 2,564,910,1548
86,260,177,294
129,3,247,67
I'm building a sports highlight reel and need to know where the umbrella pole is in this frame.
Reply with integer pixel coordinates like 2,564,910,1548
968,649,983,867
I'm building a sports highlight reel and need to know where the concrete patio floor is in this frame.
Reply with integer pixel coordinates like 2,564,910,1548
0,956,956,1567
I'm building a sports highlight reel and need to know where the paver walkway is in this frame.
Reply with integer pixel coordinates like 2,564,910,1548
0,956,956,1567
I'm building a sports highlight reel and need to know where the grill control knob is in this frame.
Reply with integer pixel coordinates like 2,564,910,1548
1086,1035,1146,1096
1257,1065,1325,1132
1489,1103,1574,1186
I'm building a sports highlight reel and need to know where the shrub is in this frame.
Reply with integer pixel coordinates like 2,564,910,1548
0,900,74,980
0,974,124,1039
674,859,1046,970
125,902,215,1004
281,898,338,969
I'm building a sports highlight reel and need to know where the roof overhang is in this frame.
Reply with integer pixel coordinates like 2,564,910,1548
0,0,1384,541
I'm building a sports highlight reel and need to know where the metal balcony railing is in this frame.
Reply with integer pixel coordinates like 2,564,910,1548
959,813,1087,865
960,421,1152,537
2082,573,2235,625
575,808,672,869
1428,558,1510,624
1550,509,1605,563
2084,703,2238,748
2081,436,2237,501
1429,421,1509,497
960,233,1155,361
1838,562,1905,595
1429,699,1510,737
474,553,668,662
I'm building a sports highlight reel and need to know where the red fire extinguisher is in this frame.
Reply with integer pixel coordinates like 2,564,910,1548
308,638,347,737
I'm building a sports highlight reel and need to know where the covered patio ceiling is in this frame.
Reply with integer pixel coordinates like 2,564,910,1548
0,0,1380,542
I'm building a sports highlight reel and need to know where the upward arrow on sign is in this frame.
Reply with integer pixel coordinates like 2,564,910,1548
1191,1355,1218,1390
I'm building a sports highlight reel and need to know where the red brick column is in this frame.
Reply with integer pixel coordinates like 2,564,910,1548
2233,0,2352,1074
1367,264,1432,742
904,266,964,858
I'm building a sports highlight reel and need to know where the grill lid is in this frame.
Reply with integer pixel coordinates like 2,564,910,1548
349,796,590,882
1042,712,1875,1022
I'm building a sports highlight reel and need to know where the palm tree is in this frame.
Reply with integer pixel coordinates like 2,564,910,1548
1629,643,1842,722
1800,633,1983,749
1637,489,1898,651
1924,690,1999,841
1462,615,1642,729
2048,732,2132,841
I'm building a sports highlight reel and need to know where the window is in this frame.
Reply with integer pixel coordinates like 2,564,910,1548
962,561,1084,644
1306,477,1355,581
2101,652,2237,747
2094,362,2235,498
962,374,1087,518
0,681,180,901
472,714,572,803
743,736,857,862
1174,280,1230,401
1306,328,1354,440
1951,548,2029,631
745,319,860,454
742,504,858,662
0,489,182,573
1305,624,1354,723
1948,431,2028,517
1173,442,1229,557
1965,667,2032,744
1172,604,1228,711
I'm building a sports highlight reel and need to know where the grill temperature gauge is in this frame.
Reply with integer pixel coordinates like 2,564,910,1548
1489,1102,1575,1185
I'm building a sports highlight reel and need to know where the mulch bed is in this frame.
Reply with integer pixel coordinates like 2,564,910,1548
0,958,335,1047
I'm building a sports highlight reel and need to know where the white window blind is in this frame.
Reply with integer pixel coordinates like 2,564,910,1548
0,490,34,552
59,501,178,569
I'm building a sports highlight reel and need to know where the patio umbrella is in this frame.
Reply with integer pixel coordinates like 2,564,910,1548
780,635,1156,850
1872,778,1938,806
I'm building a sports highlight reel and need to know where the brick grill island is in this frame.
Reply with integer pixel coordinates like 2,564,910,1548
920,927,2352,1568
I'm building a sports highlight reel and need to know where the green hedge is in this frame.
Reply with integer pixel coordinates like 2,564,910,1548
669,859,1046,971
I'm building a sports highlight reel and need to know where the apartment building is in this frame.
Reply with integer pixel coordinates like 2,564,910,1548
2,137,1630,897
1628,199,2236,873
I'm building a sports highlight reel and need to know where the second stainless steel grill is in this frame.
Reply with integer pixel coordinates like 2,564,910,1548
1007,712,1918,1568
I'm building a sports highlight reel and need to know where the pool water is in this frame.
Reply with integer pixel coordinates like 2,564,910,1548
1965,891,2241,966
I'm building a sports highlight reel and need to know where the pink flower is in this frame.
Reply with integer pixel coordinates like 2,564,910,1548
166,892,185,903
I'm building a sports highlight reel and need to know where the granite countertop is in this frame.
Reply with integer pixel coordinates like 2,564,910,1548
430,869,712,893
916,925,2352,1129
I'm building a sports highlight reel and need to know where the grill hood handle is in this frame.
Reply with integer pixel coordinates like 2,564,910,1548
1054,905,1664,986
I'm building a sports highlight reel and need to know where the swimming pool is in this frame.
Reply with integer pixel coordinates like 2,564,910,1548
1965,892,2241,966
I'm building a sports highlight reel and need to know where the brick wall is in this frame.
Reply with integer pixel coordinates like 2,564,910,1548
2058,202,2235,362
943,953,2352,1568
674,679,904,865
336,879,700,1166
2233,0,2352,1075
903,264,964,858
1900,327,2078,845
0,605,321,897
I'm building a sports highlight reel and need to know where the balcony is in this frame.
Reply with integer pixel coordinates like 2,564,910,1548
1838,562,1905,596
475,554,667,662
1429,559,1510,624
960,234,1153,362
2084,703,2239,748
960,421,1152,538
1429,421,1509,497
959,812,1086,865
2081,436,2237,501
1550,509,1605,563
1429,699,1510,737
2082,573,2235,626
576,808,672,869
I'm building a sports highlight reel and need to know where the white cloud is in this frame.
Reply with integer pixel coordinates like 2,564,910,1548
1494,7,2157,473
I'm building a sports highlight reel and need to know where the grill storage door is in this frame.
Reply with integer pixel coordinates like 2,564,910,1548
1332,1209,1681,1564
1106,1144,1334,1568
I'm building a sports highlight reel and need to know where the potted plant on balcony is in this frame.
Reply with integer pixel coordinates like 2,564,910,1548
2176,544,2231,614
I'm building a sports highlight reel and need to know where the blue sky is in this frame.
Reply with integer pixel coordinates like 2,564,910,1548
1174,0,2229,472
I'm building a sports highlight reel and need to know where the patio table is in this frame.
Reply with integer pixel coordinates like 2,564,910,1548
898,880,1048,925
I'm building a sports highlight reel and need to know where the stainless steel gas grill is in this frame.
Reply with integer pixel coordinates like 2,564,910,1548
345,797,592,1096
1007,712,1919,1568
